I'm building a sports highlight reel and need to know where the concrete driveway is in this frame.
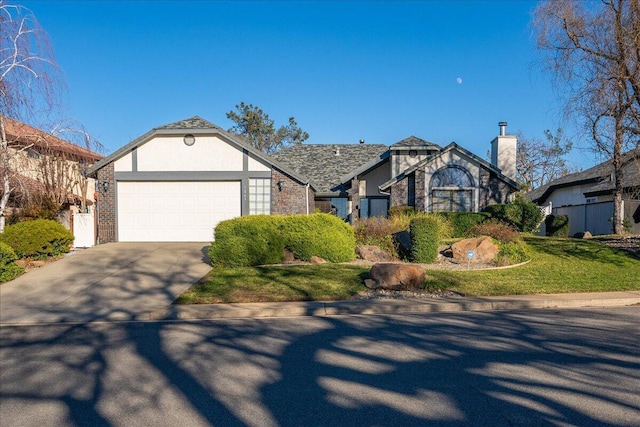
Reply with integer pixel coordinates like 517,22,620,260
0,243,211,324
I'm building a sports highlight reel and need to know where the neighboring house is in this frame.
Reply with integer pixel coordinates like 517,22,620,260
527,148,640,235
87,117,520,243
274,121,521,221
1,116,103,230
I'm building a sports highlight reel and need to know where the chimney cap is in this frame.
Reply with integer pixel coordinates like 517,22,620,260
498,121,507,136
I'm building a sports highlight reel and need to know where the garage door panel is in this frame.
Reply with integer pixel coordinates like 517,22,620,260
117,181,241,242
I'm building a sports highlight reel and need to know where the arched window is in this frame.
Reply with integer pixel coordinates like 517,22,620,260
430,166,474,212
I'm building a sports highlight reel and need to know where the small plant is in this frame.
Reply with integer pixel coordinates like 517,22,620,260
545,214,569,237
0,219,74,259
466,219,520,243
438,212,490,237
0,242,24,283
353,217,399,256
409,216,439,263
495,241,529,266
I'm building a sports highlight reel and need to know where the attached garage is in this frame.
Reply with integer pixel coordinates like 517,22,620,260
87,116,312,244
117,181,241,242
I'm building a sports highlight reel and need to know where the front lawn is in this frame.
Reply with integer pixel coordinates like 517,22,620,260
176,236,640,304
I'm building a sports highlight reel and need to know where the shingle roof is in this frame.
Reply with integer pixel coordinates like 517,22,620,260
390,135,440,150
156,116,223,130
3,116,103,162
526,147,640,203
272,144,388,194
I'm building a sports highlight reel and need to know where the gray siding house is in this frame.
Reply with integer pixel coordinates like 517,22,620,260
88,118,521,243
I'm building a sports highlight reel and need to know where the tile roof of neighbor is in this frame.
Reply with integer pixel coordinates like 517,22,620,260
3,116,103,161
272,143,389,194
526,147,640,203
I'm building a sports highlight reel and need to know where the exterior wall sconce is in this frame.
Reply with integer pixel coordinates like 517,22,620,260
277,180,285,191
96,180,109,193
183,134,196,146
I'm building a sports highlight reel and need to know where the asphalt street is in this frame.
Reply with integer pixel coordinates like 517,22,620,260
1,307,639,426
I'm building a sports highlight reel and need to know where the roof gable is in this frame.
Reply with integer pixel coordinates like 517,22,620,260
85,116,311,186
380,142,520,191
390,135,440,150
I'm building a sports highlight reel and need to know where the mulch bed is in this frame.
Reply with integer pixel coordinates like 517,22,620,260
595,237,640,259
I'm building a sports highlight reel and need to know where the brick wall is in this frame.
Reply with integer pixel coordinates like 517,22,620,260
390,177,408,207
96,164,116,243
479,168,511,208
415,169,426,211
271,169,314,214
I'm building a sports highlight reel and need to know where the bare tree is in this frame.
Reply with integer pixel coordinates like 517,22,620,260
533,0,640,234
1,1,65,231
517,128,574,191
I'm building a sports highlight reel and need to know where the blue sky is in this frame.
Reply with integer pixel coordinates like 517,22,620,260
19,0,595,169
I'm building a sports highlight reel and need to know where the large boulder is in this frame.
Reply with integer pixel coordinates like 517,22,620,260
450,236,499,264
364,263,426,290
356,245,394,262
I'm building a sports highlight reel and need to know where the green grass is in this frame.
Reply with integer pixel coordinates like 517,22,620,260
424,237,640,296
175,264,368,304
177,237,640,304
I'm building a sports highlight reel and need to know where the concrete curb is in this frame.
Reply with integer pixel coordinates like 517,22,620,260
140,291,640,321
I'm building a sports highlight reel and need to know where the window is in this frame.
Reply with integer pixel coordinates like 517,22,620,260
430,166,474,212
360,197,389,219
249,178,271,215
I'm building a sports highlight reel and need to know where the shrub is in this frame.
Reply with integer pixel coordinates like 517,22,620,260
279,213,355,262
353,217,398,255
209,213,356,267
0,219,73,259
495,241,529,266
209,215,284,267
466,219,520,243
389,206,416,218
545,214,570,237
438,212,490,237
484,197,543,233
0,242,23,283
409,216,439,263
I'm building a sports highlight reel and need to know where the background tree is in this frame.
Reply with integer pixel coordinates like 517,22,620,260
226,102,309,155
0,1,64,232
533,0,640,234
516,128,574,191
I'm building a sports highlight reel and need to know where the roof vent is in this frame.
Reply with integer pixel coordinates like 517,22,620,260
359,139,365,144
334,147,340,156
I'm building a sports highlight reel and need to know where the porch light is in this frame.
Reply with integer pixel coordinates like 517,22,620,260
277,180,285,191
96,180,109,193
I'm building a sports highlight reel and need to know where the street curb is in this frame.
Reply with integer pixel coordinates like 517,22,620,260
139,291,640,321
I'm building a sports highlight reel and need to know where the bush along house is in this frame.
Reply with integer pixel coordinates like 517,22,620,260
87,118,520,243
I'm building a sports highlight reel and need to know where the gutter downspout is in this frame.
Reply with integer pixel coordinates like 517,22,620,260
305,183,310,215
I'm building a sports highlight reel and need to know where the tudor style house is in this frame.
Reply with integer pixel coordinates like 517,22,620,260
273,121,520,222
87,117,520,243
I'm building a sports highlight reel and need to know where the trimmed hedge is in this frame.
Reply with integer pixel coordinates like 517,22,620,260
210,215,284,267
280,213,356,263
545,214,570,237
0,242,23,283
209,213,356,267
0,219,74,259
409,216,439,263
438,212,490,237
484,197,543,233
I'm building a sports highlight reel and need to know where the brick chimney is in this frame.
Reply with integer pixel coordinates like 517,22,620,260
490,121,517,180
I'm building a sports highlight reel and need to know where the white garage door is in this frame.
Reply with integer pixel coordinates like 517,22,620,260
117,181,241,242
